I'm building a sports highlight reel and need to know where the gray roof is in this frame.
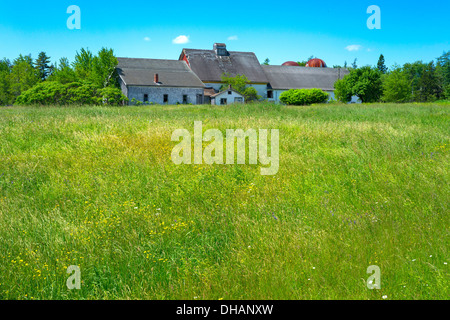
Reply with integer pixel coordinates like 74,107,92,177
116,57,205,88
180,49,269,84
211,88,243,98
262,65,349,91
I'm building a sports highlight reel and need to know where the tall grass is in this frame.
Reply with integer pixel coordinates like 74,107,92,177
0,102,448,300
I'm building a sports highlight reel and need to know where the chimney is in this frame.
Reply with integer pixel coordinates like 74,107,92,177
154,73,159,83
213,43,228,56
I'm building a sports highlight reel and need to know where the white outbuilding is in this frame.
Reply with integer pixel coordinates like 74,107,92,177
210,86,245,105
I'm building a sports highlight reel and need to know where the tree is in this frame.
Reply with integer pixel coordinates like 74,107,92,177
415,61,442,102
49,57,77,84
334,66,382,103
351,58,358,69
377,54,388,74
242,87,260,102
436,51,450,99
262,58,270,65
220,73,261,102
35,52,53,81
403,60,426,100
334,78,352,103
91,47,119,88
350,66,382,102
72,48,94,80
403,60,443,101
381,67,412,102
9,54,39,101
0,58,12,105
220,73,249,94
297,56,314,66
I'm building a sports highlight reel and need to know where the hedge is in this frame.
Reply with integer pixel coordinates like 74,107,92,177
279,88,329,105
15,81,128,106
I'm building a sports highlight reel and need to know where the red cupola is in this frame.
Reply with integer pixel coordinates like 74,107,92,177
306,58,327,68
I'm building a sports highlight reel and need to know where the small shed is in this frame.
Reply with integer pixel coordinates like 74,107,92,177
210,86,245,105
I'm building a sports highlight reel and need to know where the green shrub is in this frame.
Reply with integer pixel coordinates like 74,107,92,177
443,84,450,99
279,88,329,105
15,81,127,106
97,87,128,105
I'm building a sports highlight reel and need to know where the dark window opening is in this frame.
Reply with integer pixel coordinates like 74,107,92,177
217,48,227,56
267,91,273,99
143,94,148,102
183,95,188,104
220,98,227,105
228,91,232,95
163,94,168,103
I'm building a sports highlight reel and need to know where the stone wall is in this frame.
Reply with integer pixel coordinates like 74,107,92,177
126,86,204,105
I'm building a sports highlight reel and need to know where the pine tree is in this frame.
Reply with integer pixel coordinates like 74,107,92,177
377,54,388,74
35,52,53,81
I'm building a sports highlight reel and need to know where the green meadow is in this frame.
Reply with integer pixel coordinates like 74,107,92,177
0,102,448,300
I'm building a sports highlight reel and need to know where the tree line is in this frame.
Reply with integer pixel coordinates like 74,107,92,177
334,52,450,103
0,48,127,106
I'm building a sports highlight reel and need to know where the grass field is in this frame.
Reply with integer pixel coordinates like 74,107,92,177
0,102,448,300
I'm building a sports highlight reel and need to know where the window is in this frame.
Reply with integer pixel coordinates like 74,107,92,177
267,91,273,99
217,48,227,56
163,94,168,103
143,94,148,102
220,98,227,105
183,95,188,104
234,97,243,103
228,91,232,95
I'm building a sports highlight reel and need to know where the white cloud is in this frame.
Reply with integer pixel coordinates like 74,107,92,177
345,45,362,52
143,37,151,42
227,35,238,41
172,35,190,44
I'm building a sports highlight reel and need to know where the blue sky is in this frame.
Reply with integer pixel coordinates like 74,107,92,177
0,0,448,68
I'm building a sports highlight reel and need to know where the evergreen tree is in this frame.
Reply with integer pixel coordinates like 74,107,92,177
415,61,442,102
436,51,450,98
35,52,53,81
377,54,388,74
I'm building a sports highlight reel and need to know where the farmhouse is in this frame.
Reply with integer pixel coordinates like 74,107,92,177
116,43,355,104
116,57,205,105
